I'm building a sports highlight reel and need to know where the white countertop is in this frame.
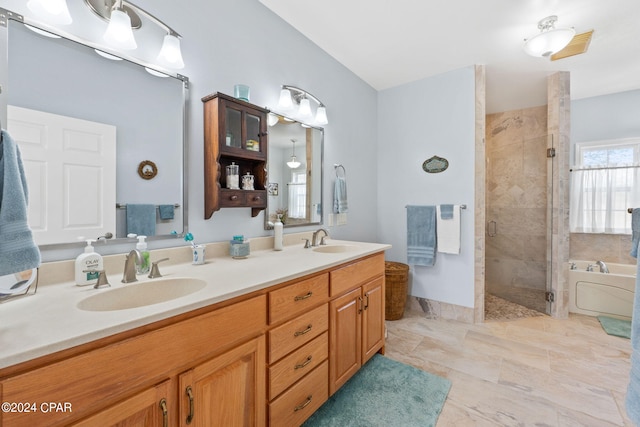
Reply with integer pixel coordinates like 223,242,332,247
0,239,390,370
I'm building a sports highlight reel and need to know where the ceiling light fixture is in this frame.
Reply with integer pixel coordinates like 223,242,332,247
277,85,328,125
27,0,72,26
524,15,575,58
85,0,185,68
287,139,301,169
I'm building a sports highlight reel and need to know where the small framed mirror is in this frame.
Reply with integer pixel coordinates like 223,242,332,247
265,114,323,228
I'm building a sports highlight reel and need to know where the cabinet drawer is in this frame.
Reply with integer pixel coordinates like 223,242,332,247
219,189,246,206
246,190,267,208
269,304,328,363
330,253,385,297
269,360,329,427
269,332,328,400
269,273,329,324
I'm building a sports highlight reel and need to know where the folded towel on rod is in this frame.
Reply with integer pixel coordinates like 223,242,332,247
334,176,349,213
158,204,175,220
126,204,156,237
406,205,437,267
0,130,41,276
437,205,461,254
631,208,640,258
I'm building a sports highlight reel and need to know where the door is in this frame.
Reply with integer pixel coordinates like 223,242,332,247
179,336,265,427
362,276,385,364
8,105,117,245
329,287,362,395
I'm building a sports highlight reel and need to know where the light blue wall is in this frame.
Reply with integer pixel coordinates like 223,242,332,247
377,67,477,308
572,89,640,144
2,0,380,259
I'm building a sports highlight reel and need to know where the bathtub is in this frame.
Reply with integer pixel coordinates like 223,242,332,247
568,260,636,320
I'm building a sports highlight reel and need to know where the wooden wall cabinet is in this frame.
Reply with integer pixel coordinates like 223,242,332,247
202,92,269,219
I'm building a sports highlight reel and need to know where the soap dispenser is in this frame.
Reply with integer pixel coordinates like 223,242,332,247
273,214,283,251
136,235,150,275
75,239,103,286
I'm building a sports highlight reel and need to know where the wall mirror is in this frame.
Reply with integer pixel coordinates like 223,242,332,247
265,114,323,229
0,11,188,251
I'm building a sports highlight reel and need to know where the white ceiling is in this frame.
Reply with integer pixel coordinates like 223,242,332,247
259,0,640,113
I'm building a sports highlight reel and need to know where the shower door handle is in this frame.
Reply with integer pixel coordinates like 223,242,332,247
487,221,497,237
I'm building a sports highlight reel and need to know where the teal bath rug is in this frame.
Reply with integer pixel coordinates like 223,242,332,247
302,354,451,427
598,315,631,339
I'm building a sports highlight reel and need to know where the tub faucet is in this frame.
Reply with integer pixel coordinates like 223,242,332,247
122,249,142,283
311,228,329,246
595,260,609,273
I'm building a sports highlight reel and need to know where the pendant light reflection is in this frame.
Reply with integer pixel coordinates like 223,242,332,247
287,139,301,169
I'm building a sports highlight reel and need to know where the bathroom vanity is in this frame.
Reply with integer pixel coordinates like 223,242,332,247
0,237,389,426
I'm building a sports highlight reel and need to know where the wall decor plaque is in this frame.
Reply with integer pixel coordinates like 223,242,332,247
422,155,449,173
138,160,158,180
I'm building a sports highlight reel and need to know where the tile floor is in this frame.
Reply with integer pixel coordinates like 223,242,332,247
385,309,633,426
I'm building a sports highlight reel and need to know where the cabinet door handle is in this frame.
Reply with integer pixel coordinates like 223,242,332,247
294,395,313,412
364,293,370,310
294,355,313,370
294,324,313,337
358,296,363,314
294,291,313,301
230,195,238,201
253,196,262,201
159,398,168,427
186,386,194,425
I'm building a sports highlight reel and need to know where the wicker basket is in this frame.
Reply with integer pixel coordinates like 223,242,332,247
385,261,409,320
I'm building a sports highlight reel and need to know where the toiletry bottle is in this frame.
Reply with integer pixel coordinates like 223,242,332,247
274,214,283,251
75,239,103,286
136,235,150,275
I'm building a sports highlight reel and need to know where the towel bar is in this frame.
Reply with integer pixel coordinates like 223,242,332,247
116,203,181,209
405,204,467,209
334,164,346,178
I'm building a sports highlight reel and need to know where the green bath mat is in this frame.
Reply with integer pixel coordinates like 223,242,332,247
598,315,632,339
302,354,451,427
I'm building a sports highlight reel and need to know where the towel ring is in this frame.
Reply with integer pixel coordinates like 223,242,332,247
334,164,346,178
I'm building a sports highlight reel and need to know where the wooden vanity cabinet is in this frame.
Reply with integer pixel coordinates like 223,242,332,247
202,92,269,219
329,254,385,394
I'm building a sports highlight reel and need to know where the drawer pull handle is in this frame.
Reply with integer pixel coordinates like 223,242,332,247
294,395,313,412
230,195,238,201
294,355,313,370
253,196,262,201
186,386,194,425
160,398,168,427
294,291,313,301
294,324,313,337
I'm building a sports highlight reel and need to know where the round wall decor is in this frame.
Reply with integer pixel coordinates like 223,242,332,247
422,155,449,173
138,160,158,180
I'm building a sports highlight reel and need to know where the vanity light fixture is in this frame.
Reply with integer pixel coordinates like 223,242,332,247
287,139,301,169
85,0,185,69
27,0,72,26
524,15,575,58
277,85,328,125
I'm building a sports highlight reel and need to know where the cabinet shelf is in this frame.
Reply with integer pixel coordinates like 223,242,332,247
202,92,269,219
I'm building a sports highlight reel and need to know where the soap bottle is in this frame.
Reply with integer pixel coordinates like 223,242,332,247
274,214,283,251
136,235,150,275
75,239,103,286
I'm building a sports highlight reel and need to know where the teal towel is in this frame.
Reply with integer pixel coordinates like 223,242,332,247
631,208,640,258
0,130,41,276
406,205,436,267
158,204,175,220
626,249,640,423
126,204,156,236
439,204,454,220
333,176,348,213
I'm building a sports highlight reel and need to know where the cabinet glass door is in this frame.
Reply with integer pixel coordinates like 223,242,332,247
245,113,261,152
225,107,242,148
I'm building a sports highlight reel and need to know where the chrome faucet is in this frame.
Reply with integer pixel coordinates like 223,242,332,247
595,260,609,273
122,249,142,283
311,228,329,246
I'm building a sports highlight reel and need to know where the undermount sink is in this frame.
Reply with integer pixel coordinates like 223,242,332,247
77,278,207,312
312,244,359,254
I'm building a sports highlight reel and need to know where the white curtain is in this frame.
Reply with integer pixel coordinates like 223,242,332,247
570,165,640,233
288,183,306,218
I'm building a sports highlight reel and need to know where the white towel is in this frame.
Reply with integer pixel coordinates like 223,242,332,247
436,205,460,254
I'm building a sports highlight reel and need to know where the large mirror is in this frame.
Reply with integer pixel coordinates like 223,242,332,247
1,13,188,249
265,115,323,228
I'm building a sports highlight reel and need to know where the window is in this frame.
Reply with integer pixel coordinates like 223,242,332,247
570,138,640,234
287,171,307,219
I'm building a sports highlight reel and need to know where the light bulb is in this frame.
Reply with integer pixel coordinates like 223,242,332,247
278,89,293,110
298,98,312,118
315,106,328,125
103,9,137,50
157,34,185,69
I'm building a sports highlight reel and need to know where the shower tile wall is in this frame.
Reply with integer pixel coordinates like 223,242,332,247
486,106,548,312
